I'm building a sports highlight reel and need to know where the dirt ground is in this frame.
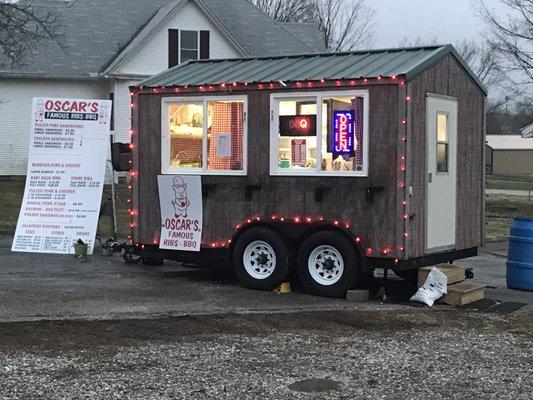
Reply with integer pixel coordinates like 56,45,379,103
0,310,531,399
0,235,531,399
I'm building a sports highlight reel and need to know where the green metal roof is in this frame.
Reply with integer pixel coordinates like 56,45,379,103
140,45,487,95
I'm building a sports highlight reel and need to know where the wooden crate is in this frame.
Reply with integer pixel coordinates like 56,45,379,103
418,264,466,288
439,282,486,306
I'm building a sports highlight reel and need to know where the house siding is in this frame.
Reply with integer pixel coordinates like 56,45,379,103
111,79,139,143
0,78,110,175
114,1,241,77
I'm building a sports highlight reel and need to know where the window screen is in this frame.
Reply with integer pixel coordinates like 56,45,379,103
207,100,244,171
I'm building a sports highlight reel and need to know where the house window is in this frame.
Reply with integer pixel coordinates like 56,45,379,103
180,30,198,64
270,91,369,176
162,96,247,175
436,113,449,173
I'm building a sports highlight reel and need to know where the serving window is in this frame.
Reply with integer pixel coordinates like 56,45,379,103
270,91,369,176
161,96,247,175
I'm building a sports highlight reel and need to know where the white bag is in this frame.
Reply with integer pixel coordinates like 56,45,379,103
410,267,448,306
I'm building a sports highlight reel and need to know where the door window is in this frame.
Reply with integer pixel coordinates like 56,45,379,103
436,113,448,173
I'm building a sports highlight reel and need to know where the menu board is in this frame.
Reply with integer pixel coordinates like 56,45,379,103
291,139,307,167
11,97,112,255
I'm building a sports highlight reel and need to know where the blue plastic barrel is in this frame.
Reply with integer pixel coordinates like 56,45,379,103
506,218,533,291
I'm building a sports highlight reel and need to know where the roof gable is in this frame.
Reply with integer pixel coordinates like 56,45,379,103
102,0,249,75
0,0,323,79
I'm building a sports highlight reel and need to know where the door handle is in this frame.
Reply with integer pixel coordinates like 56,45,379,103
428,172,433,183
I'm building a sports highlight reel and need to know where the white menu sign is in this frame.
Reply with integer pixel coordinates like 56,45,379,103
158,175,203,252
12,97,112,255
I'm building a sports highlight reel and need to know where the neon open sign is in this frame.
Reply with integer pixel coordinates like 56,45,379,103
333,110,355,155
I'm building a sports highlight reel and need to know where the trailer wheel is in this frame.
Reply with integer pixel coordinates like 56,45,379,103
297,231,359,298
233,227,289,291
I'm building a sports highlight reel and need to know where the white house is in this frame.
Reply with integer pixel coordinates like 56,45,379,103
0,0,324,175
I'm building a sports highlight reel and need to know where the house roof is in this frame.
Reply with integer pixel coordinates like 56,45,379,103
520,121,533,136
0,0,323,79
279,23,326,53
140,44,488,95
486,135,533,150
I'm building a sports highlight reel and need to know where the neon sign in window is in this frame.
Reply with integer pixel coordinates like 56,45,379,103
333,110,354,156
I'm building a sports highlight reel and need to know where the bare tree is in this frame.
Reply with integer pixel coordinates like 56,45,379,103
311,0,376,51
398,36,439,47
0,0,57,67
249,0,377,51
456,39,502,88
249,0,313,23
397,36,502,89
476,0,532,83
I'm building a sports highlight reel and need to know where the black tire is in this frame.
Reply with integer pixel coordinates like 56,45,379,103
233,227,290,291
123,248,142,264
297,231,360,298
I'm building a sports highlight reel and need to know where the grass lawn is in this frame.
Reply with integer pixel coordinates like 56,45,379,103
485,193,533,241
0,177,131,239
1,177,531,242
486,175,533,191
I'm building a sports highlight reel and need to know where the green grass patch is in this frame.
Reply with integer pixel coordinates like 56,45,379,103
485,193,533,240
0,177,130,238
0,177,26,235
486,176,533,191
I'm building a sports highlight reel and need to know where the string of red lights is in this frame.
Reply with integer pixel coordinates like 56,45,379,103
127,76,408,263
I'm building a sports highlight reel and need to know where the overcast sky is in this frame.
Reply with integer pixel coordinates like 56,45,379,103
371,0,493,48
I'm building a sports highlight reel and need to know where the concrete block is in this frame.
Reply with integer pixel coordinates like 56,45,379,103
346,290,369,302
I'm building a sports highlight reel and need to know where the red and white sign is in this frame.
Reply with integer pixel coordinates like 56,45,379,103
158,175,203,252
12,97,111,254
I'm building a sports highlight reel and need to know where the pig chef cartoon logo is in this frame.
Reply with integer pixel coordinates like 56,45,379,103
171,176,190,218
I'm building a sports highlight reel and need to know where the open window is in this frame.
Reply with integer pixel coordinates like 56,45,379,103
270,91,369,176
162,96,247,175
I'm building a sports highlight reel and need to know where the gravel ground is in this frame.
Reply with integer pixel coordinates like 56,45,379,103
0,309,531,399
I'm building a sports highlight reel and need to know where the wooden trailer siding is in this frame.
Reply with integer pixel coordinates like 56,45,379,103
407,55,485,258
133,84,404,257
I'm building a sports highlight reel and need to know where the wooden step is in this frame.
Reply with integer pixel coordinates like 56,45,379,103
418,264,466,288
439,282,486,306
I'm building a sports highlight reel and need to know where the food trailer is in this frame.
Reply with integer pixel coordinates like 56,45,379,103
121,45,486,298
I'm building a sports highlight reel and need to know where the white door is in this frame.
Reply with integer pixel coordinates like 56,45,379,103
426,95,458,252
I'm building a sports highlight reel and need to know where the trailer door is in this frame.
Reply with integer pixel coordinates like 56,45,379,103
425,95,458,252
